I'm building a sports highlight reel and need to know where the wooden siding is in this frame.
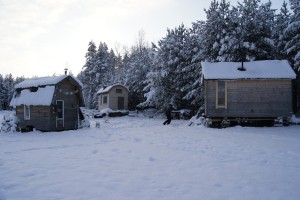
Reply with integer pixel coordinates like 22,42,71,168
204,79,293,118
16,105,51,131
50,79,81,131
98,85,128,110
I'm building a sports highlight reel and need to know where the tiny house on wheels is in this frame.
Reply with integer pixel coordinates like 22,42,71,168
97,84,129,111
10,75,85,132
201,60,296,127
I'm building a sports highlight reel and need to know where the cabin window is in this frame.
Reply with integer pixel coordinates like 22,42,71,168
56,100,64,128
216,81,227,108
103,96,108,104
24,105,30,120
116,89,122,94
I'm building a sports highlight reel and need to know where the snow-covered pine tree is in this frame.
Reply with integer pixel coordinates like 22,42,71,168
124,32,153,109
202,0,223,61
78,41,97,109
145,24,192,110
0,74,7,110
273,1,291,60
284,0,300,74
234,0,275,61
3,74,15,110
182,21,206,108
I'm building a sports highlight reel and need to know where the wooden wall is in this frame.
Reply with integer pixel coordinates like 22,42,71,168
50,79,81,131
204,79,293,118
16,105,51,131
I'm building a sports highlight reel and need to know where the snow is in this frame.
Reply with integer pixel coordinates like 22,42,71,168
202,60,296,79
9,86,55,107
96,84,128,94
15,75,83,89
1,112,300,200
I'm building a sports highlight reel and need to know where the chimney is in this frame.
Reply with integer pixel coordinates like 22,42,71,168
64,68,68,75
238,61,246,71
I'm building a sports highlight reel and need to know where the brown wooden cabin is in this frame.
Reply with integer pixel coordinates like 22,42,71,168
97,84,129,111
201,60,296,127
10,75,85,132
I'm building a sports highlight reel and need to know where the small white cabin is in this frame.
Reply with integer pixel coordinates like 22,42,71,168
97,84,129,111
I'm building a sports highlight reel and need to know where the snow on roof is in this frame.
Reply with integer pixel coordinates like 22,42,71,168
15,75,83,89
10,86,55,107
97,84,128,94
202,60,296,80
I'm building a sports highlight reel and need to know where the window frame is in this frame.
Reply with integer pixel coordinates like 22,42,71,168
116,88,123,94
103,95,108,104
216,80,227,109
24,105,30,120
56,100,64,128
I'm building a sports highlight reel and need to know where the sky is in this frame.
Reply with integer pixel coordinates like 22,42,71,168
0,0,286,78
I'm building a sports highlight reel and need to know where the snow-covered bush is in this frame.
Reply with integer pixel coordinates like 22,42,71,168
0,111,18,133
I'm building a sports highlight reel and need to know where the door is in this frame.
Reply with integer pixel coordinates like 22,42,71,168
117,97,124,109
56,100,64,128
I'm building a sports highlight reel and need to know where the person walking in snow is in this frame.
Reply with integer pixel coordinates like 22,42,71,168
163,104,174,125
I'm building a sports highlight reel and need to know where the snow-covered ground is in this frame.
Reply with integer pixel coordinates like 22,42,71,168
1,112,300,200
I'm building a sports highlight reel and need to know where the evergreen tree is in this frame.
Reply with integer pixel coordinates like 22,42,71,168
124,32,153,109
3,74,15,110
273,1,291,59
284,0,300,73
78,41,97,109
182,21,206,107
0,74,7,110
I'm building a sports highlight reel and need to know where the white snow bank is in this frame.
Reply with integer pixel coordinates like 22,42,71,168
291,115,300,124
9,86,55,107
202,60,296,79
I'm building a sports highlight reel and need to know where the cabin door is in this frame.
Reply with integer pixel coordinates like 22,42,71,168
117,97,124,109
56,100,64,128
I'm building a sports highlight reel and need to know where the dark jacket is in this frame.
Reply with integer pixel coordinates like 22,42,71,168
165,105,173,118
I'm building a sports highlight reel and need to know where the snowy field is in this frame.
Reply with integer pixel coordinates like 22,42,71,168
1,112,300,200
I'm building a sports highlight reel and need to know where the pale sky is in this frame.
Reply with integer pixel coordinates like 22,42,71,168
0,0,285,78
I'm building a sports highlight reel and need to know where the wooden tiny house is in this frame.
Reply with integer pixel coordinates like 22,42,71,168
10,75,85,132
97,84,129,111
201,60,296,126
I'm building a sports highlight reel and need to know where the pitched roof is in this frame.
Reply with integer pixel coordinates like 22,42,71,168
10,75,85,107
14,75,83,89
97,84,128,94
202,60,296,80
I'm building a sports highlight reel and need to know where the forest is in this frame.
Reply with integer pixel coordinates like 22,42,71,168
78,0,300,112
0,0,299,113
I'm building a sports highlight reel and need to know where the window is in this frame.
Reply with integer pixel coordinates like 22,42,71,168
116,89,123,94
103,96,108,104
216,81,227,108
56,100,64,128
24,105,30,120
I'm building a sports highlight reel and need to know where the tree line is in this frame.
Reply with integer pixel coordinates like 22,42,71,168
0,74,25,110
78,0,299,112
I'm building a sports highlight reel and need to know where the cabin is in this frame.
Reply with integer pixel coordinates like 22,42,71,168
97,84,129,111
10,75,85,132
201,60,296,127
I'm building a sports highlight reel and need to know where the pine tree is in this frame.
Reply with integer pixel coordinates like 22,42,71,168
78,41,97,109
273,1,291,59
0,74,7,110
3,74,15,110
284,0,300,74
